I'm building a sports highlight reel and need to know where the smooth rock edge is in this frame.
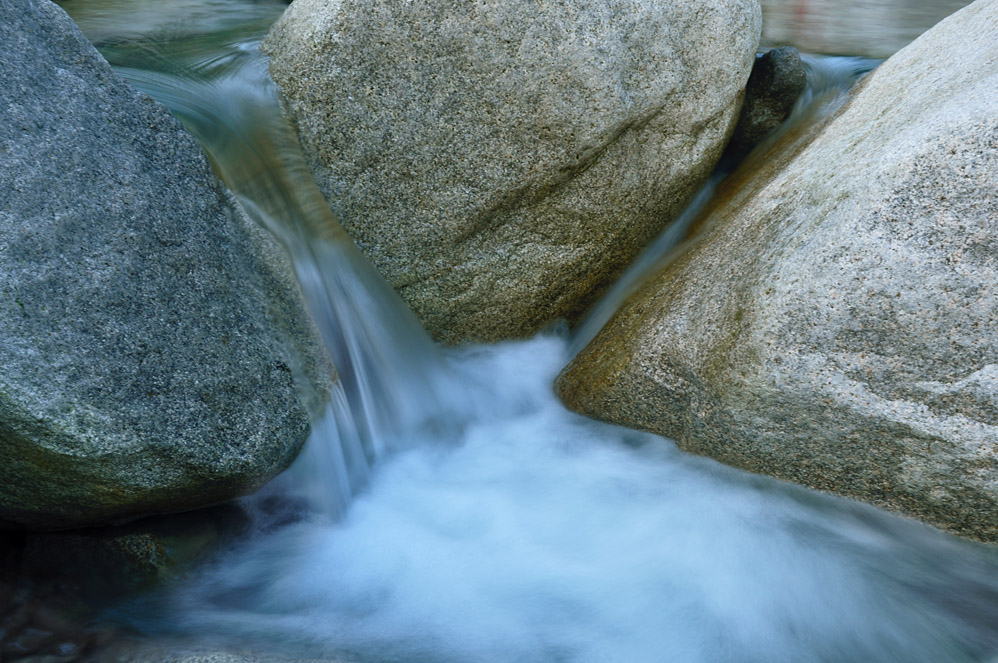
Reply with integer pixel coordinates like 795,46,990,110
263,0,761,344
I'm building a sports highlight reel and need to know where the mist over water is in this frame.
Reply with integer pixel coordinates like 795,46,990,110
59,1,998,662
142,336,998,663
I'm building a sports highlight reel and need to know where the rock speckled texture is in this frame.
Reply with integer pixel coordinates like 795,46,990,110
558,0,998,541
263,0,761,344
0,0,332,529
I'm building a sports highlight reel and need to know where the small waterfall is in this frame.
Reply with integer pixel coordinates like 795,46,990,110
61,4,998,661
98,29,463,518
570,54,879,355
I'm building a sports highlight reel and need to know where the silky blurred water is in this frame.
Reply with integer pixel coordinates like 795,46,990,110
76,1,465,518
134,335,998,663
58,1,998,661
570,53,878,355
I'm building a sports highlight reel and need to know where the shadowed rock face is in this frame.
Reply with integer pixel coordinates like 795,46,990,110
558,0,998,541
263,0,761,345
0,0,332,529
727,46,807,156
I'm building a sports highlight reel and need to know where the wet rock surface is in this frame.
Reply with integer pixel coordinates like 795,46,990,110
558,0,998,541
0,496,328,663
0,0,332,529
727,46,807,157
85,638,343,663
20,505,250,599
760,0,974,58
263,0,761,344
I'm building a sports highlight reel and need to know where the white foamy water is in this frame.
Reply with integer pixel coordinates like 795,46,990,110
135,335,998,663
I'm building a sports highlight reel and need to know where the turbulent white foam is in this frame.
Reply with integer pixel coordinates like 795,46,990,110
148,336,998,663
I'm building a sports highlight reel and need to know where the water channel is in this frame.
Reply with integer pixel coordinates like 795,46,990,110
56,1,998,661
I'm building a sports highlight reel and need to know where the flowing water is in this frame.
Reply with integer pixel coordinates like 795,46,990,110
69,0,466,518
58,1,998,661
571,53,878,355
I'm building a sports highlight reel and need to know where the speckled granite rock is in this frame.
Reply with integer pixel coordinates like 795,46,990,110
558,0,998,541
0,0,332,529
263,0,761,344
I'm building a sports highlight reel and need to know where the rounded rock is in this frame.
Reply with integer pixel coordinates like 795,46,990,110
559,0,998,541
263,0,761,344
0,0,332,529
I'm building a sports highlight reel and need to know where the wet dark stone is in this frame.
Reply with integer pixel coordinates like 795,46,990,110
21,504,251,602
728,46,808,156
2,602,33,632
0,580,15,615
0,532,122,663
54,640,83,656
2,626,56,657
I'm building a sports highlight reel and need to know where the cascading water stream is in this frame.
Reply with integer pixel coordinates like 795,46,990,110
89,23,466,518
58,2,998,662
571,54,878,355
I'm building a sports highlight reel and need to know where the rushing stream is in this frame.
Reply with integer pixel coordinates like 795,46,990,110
57,1,998,661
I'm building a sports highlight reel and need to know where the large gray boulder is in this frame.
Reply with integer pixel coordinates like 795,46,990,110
0,0,331,529
558,0,998,541
263,0,761,344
